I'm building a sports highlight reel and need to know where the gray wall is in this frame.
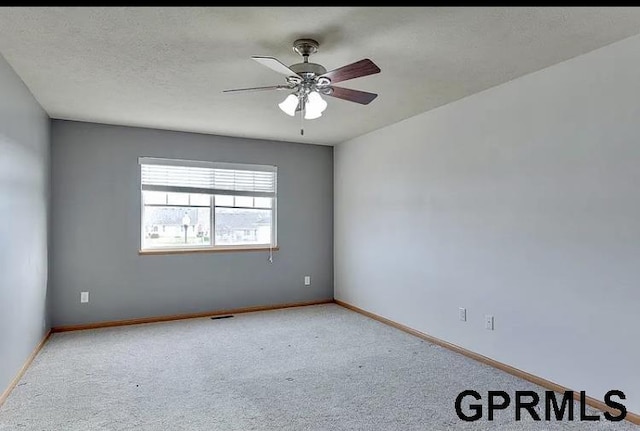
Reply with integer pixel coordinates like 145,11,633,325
0,55,50,393
50,120,333,326
335,34,640,411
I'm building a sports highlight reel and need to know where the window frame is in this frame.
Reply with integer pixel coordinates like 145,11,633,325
138,157,277,253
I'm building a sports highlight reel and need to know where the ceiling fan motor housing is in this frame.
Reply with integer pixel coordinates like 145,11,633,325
290,62,327,77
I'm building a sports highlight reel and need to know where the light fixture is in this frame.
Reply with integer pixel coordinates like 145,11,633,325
279,91,327,119
304,91,327,120
224,38,381,136
278,90,329,135
304,109,322,120
278,94,299,116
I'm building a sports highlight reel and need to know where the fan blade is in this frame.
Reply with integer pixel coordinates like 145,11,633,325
222,85,290,93
252,56,299,77
320,59,380,84
326,86,378,105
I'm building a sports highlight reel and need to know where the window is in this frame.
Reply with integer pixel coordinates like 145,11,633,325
139,157,277,251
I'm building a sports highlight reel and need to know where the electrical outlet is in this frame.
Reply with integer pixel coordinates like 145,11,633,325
304,276,311,286
459,307,466,322
485,315,494,330
80,292,89,303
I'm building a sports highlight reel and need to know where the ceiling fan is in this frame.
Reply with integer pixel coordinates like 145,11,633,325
223,38,381,135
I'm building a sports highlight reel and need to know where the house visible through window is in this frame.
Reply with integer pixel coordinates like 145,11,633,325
139,157,277,250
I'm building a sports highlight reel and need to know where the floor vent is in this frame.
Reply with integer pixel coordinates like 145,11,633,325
210,315,234,320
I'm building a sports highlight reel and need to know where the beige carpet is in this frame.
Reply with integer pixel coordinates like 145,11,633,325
0,304,636,430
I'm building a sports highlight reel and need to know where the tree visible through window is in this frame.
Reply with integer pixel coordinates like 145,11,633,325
139,157,277,250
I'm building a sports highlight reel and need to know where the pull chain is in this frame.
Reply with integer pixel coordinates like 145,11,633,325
300,99,304,135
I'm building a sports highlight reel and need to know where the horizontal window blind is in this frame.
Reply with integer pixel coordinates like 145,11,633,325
139,157,277,197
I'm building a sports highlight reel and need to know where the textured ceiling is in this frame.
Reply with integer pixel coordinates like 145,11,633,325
1,7,640,145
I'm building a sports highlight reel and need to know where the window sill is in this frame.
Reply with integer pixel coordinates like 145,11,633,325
139,246,279,256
